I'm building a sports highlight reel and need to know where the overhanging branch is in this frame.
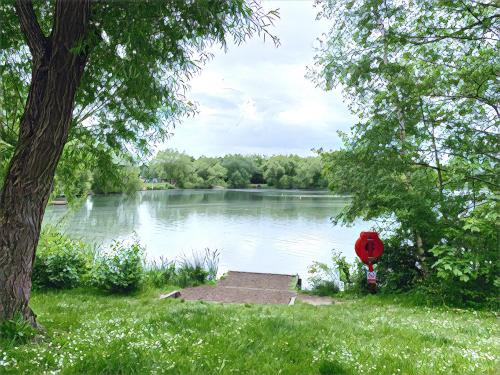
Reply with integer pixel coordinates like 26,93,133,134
14,0,47,58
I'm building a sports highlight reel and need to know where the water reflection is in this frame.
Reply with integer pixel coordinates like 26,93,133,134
44,189,370,280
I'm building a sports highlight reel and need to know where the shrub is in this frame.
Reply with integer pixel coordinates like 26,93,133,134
176,265,208,288
33,228,90,289
307,251,344,296
168,248,218,288
0,313,37,345
203,248,220,282
176,248,219,287
93,240,144,293
144,257,176,287
308,251,374,295
426,205,499,306
145,182,175,190
375,235,422,292
348,259,371,294
309,279,340,296
144,249,220,288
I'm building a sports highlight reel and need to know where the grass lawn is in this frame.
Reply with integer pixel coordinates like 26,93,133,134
1,288,498,374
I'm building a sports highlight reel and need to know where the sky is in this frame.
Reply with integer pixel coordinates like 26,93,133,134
162,0,357,157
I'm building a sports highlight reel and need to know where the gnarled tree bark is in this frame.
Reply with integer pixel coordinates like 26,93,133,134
0,0,90,326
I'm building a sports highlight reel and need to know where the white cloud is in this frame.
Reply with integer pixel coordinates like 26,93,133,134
162,0,357,157
239,98,262,122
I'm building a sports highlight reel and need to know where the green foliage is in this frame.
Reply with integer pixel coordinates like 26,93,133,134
0,313,36,345
427,204,499,304
221,154,257,188
376,233,422,292
92,165,143,195
263,155,293,187
176,248,220,288
144,182,175,190
92,240,144,293
33,228,220,292
146,150,195,188
307,251,345,296
1,0,279,195
2,289,498,373
349,260,370,295
193,157,228,188
175,266,208,288
431,205,498,283
312,0,499,301
32,228,91,289
144,150,328,190
144,258,177,288
144,249,219,288
332,251,351,285
264,155,327,189
308,250,374,296
294,157,326,189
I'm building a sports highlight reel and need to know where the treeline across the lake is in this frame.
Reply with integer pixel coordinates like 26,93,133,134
142,150,327,190
42,150,328,198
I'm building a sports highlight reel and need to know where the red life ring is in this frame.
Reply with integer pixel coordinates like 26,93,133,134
355,231,384,266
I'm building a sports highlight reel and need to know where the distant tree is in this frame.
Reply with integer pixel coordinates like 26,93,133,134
92,165,143,195
294,157,326,189
263,158,285,187
144,152,328,189
149,150,195,188
248,154,265,184
0,0,278,325
206,163,228,188
221,155,256,188
263,155,298,188
192,157,227,188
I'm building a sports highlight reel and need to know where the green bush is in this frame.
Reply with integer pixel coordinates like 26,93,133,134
0,313,36,345
376,234,423,292
33,228,90,289
347,259,371,294
175,249,219,287
145,182,175,190
93,240,144,293
144,249,219,288
176,265,209,288
144,257,176,287
307,259,341,296
307,250,358,296
309,280,340,296
427,205,499,306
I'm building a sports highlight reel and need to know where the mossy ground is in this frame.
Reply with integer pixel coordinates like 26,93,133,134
0,288,498,374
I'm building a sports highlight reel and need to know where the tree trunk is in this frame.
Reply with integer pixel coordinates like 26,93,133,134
0,0,90,326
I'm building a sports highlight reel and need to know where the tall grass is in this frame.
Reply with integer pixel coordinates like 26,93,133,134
144,257,176,287
144,248,220,288
204,248,220,281
176,248,220,287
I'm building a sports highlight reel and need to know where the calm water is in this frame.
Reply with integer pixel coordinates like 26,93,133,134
44,189,370,280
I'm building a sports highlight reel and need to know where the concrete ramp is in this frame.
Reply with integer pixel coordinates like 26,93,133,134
177,271,299,305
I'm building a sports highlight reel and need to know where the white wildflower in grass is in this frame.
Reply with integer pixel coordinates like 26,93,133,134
1,290,498,374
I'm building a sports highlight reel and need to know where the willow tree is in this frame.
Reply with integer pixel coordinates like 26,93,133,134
311,0,498,298
0,0,277,326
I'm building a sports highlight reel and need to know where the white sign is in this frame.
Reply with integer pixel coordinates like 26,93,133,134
367,271,377,284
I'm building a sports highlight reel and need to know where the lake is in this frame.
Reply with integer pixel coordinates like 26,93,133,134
44,189,370,281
